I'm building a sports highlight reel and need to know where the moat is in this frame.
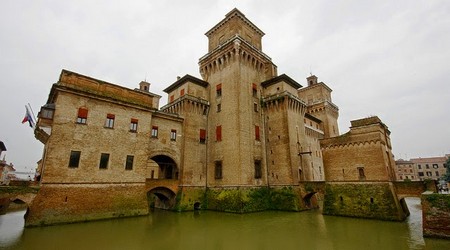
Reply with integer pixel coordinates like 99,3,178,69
1,198,449,250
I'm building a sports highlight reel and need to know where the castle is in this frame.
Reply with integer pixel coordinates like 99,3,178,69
26,9,407,226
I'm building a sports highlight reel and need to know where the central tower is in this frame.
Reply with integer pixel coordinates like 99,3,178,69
199,9,277,186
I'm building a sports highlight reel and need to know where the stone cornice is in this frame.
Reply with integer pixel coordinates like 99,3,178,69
205,8,265,37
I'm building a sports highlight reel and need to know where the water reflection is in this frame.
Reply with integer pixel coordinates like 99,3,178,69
0,198,449,250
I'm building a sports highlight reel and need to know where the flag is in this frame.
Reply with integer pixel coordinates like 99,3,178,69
21,105,35,128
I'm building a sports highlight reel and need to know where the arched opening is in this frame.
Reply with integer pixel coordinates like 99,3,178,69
147,187,177,210
150,155,178,180
303,192,319,209
194,202,201,210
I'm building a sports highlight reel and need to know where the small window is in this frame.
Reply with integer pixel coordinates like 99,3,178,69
99,153,110,169
217,103,221,112
69,151,81,168
252,83,257,97
105,114,115,128
199,129,206,144
255,125,260,141
254,103,258,112
216,125,222,142
418,164,422,169
426,164,429,169
435,171,439,176
151,126,158,138
125,155,134,170
180,89,185,96
432,164,438,169
216,84,222,97
254,160,262,179
41,108,54,120
418,172,424,176
170,129,177,141
77,108,88,124
358,167,365,179
215,161,222,179
130,118,138,132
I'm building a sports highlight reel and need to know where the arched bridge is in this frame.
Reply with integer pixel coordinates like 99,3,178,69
146,179,180,210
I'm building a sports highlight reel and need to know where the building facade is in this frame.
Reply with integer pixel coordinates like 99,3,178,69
26,9,407,226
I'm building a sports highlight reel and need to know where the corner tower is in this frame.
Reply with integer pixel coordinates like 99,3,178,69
199,9,277,186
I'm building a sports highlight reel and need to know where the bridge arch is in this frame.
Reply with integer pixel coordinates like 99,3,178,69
147,187,177,210
303,192,319,209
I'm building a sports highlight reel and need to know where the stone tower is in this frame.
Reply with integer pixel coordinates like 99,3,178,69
298,75,339,138
198,9,277,186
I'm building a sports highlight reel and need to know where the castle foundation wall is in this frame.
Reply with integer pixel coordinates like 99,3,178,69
25,183,148,227
323,182,408,221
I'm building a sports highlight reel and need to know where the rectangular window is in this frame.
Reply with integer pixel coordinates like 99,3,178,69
252,83,257,97
151,126,158,138
170,129,177,141
254,160,262,179
418,164,421,169
432,164,438,169
435,171,439,176
69,151,81,168
254,103,258,112
105,114,115,128
215,161,222,179
426,171,432,176
41,108,54,119
426,164,429,169
418,172,424,176
77,108,88,124
99,153,110,169
180,89,185,96
125,155,134,170
216,125,222,142
170,95,174,103
217,103,221,112
255,125,260,141
216,84,222,97
130,118,138,132
199,129,206,144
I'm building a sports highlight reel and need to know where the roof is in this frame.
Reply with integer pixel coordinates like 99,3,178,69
261,74,302,89
305,113,322,123
410,157,447,164
205,8,265,37
163,74,209,93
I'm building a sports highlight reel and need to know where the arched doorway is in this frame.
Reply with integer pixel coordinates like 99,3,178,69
150,155,178,180
147,187,177,210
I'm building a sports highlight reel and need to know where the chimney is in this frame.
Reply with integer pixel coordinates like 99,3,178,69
306,75,318,86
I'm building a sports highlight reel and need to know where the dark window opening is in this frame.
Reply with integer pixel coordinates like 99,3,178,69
215,161,222,179
217,103,221,112
254,160,262,179
99,153,110,169
252,83,257,97
69,151,81,168
125,155,134,170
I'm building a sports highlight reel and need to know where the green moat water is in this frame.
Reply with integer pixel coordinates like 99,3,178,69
1,198,449,250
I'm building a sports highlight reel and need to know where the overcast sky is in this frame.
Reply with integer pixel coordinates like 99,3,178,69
1,0,449,171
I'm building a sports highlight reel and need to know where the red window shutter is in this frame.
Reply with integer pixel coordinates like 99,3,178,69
216,84,222,90
180,89,185,96
131,118,138,123
200,129,206,140
152,126,158,129
107,114,115,119
170,95,174,102
252,83,257,90
78,108,88,118
216,125,222,141
255,125,260,141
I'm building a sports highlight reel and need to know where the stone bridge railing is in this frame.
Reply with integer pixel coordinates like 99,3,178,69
0,186,40,214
